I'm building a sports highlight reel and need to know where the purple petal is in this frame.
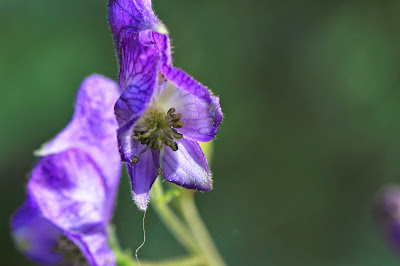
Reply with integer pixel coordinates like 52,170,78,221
34,74,121,221
126,140,158,211
11,199,63,265
27,148,115,265
28,149,108,231
157,139,212,191
68,227,116,266
155,83,222,142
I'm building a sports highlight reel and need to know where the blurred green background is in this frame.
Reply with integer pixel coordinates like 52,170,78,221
2,0,400,265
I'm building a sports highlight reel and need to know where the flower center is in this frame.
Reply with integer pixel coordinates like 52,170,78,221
131,107,184,174
53,235,89,266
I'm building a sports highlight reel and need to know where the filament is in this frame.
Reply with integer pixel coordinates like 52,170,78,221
135,211,146,266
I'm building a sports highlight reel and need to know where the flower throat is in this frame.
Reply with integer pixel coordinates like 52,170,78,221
131,107,184,172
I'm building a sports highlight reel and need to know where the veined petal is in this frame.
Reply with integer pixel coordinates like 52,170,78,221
126,140,158,211
114,34,159,129
34,74,121,221
11,199,63,265
108,0,160,50
156,139,212,191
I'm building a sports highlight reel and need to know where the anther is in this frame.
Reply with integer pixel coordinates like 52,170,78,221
167,108,176,116
173,121,184,128
157,167,163,175
171,113,182,121
173,132,183,139
170,142,178,151
131,156,140,164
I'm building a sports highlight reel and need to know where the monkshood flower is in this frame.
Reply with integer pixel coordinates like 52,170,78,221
11,75,121,265
374,185,400,255
108,0,223,210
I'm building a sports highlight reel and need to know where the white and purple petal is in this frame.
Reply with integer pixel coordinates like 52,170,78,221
155,83,222,142
154,139,212,191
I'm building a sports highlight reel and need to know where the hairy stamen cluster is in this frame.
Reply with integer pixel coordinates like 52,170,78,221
131,107,184,168
53,235,89,266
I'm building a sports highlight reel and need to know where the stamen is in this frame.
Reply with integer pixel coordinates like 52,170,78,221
173,121,184,128
132,107,184,154
157,146,164,176
167,108,175,116
171,113,182,122
157,168,163,175
131,146,152,164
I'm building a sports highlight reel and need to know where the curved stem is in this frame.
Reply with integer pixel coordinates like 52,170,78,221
150,178,200,254
179,191,226,266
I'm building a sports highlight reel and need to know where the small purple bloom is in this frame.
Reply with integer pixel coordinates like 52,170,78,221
11,75,121,265
108,0,223,210
374,185,400,256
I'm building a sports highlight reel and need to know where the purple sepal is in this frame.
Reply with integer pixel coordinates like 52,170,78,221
35,74,121,221
126,140,158,210
12,149,116,266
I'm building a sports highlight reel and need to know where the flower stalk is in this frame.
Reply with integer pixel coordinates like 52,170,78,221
147,141,225,266
150,178,200,254
179,190,226,266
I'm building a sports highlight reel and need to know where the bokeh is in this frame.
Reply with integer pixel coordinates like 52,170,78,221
2,0,400,265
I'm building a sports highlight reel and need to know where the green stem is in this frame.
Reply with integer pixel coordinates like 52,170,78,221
141,256,205,266
179,191,226,266
150,178,200,254
109,224,203,266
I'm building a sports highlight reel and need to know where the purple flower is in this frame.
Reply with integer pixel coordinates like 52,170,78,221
11,75,121,265
108,0,223,210
374,185,400,256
